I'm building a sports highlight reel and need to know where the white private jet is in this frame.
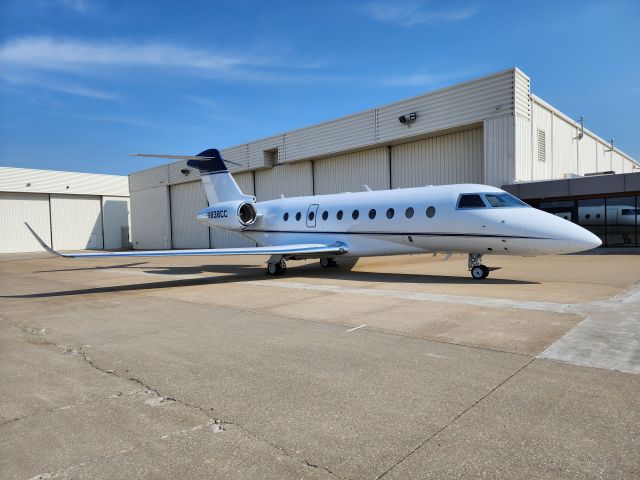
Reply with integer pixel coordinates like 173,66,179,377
26,148,602,280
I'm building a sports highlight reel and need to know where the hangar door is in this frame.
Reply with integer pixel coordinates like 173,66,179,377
102,196,130,249
170,181,209,248
391,128,483,188
314,147,390,195
50,194,103,250
0,192,51,253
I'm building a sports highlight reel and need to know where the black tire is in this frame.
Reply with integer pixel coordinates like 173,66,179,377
471,266,485,280
267,263,278,275
320,257,330,268
481,265,490,279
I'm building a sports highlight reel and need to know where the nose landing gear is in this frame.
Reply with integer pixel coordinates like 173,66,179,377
468,253,490,280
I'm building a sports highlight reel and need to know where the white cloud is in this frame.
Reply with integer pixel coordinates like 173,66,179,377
1,72,117,100
0,36,257,72
363,0,476,26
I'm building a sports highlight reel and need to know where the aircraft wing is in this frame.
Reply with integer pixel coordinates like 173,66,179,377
25,223,348,259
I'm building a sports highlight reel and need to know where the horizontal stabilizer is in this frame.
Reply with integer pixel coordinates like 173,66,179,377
130,152,241,166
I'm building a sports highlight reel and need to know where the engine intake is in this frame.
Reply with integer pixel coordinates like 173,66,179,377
238,202,257,226
197,199,258,231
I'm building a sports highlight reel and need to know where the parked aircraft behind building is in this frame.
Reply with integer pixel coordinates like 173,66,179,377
26,149,602,279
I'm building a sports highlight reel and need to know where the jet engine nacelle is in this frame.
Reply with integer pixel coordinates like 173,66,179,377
197,200,257,231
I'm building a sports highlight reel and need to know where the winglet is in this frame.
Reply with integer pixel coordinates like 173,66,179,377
24,223,63,257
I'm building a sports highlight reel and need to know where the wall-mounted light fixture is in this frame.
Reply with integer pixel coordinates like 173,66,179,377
398,112,417,127
180,169,190,176
575,116,584,140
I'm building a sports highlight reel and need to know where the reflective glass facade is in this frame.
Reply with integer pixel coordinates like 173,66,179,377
535,196,639,247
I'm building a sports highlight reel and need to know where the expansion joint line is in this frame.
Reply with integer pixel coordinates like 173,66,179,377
375,356,536,479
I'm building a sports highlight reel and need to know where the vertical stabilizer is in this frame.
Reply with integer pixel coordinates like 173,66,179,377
187,149,253,204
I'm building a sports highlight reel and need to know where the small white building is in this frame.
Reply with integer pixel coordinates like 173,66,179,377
128,67,638,250
0,167,130,253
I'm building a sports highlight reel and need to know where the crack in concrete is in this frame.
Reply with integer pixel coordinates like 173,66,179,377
19,336,344,480
375,356,537,479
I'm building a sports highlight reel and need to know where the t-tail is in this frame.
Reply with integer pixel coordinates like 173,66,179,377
187,149,254,204
131,148,253,205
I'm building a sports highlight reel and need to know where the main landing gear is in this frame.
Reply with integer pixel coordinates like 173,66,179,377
468,253,490,280
267,258,287,276
319,257,338,268
267,256,341,276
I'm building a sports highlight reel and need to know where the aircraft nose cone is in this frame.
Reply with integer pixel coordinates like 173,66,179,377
566,226,602,253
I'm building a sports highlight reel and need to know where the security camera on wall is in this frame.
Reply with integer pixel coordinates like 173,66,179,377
399,112,417,126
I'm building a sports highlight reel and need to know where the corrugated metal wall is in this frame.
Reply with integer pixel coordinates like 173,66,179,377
129,165,169,192
50,194,103,250
578,134,597,175
484,116,515,187
515,114,532,181
522,96,637,182
552,114,578,178
130,186,171,249
255,162,313,201
530,103,554,181
102,196,130,249
0,167,129,196
314,147,389,194
391,128,483,188
283,110,376,162
170,181,209,248
0,192,51,253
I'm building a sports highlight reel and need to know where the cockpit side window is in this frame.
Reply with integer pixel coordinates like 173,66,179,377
484,193,528,208
458,194,487,209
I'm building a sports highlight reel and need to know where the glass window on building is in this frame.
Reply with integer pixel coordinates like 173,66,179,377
539,199,575,222
606,196,637,247
578,199,605,245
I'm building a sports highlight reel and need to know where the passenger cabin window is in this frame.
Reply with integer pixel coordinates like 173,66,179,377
405,207,414,218
337,210,343,220
322,211,328,221
295,212,302,221
458,194,486,209
352,210,359,220
386,208,394,219
426,206,436,218
369,209,376,219
308,211,315,221
283,212,289,221
484,193,528,208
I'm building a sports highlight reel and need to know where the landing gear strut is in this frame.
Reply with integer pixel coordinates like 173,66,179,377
320,257,338,268
468,253,489,280
267,258,287,276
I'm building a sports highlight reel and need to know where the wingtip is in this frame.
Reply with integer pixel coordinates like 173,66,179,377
24,222,62,257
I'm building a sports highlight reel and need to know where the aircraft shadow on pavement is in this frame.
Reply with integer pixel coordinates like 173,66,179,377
3,262,537,298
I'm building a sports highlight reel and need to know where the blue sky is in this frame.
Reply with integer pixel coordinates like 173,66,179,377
0,0,638,175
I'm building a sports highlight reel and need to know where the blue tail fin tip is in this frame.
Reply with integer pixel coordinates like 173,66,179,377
187,148,228,173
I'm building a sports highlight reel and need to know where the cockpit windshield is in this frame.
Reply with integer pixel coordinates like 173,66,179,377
484,193,528,208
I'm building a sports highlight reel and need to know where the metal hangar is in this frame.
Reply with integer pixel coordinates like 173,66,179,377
128,67,638,250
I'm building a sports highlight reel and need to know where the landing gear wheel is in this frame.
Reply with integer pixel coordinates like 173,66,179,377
470,265,490,280
267,260,287,276
480,265,489,279
320,257,337,268
471,266,485,280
